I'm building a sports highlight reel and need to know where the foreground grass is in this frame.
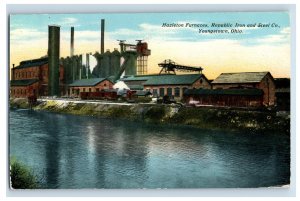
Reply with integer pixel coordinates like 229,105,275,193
10,157,39,189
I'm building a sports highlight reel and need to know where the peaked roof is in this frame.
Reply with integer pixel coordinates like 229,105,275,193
14,58,48,69
11,79,39,86
69,78,108,87
144,74,205,86
212,72,270,84
121,76,152,81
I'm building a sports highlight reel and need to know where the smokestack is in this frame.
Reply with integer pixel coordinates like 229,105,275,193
48,25,60,96
101,19,105,54
70,27,74,57
86,53,89,79
11,64,15,80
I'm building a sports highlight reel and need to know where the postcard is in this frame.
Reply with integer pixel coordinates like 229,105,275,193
9,12,290,189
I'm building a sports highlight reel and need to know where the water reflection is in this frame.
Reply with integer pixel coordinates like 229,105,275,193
9,110,290,188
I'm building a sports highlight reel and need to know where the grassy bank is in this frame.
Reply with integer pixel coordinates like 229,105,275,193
10,157,39,189
10,98,290,134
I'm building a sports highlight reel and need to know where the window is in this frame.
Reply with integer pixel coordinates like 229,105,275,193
83,88,86,92
159,88,165,97
200,79,203,84
182,87,188,96
167,88,172,97
153,89,158,96
96,88,99,92
104,83,107,87
175,87,180,97
89,88,91,92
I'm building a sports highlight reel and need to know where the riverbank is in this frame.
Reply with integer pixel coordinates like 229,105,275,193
10,98,290,134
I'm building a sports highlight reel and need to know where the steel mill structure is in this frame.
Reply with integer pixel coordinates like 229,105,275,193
9,18,284,107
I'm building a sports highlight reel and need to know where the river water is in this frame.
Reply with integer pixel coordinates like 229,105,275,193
9,109,290,188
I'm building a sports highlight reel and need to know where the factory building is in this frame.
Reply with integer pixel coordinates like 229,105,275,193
144,74,211,98
183,88,264,107
120,76,152,90
11,25,64,98
120,74,211,99
10,57,64,98
68,78,114,96
211,72,276,106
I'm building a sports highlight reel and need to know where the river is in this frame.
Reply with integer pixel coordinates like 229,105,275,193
9,109,290,188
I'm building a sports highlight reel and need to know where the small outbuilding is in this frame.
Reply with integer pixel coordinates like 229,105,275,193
184,88,264,108
68,78,114,96
212,72,275,106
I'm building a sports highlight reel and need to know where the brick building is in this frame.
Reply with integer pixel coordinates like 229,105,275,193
143,74,211,99
184,88,264,107
68,78,114,96
211,72,276,106
120,74,211,99
10,57,64,98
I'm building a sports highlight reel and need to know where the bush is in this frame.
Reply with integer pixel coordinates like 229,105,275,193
10,157,38,189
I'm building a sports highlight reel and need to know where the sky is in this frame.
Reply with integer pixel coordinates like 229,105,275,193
10,12,290,79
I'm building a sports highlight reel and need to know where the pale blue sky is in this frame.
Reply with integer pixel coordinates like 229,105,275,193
10,12,291,78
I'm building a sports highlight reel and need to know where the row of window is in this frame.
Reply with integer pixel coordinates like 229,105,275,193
14,70,49,79
15,71,37,79
11,88,28,95
72,88,101,94
149,87,188,97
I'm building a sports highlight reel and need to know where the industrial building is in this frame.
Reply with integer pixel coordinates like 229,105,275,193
183,88,264,107
10,57,64,98
211,72,276,106
68,78,114,96
11,25,64,98
10,18,285,110
120,73,211,99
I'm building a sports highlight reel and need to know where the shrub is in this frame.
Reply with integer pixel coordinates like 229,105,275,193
10,157,38,189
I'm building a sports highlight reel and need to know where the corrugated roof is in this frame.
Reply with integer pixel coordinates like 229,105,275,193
69,78,107,87
144,74,204,86
11,79,39,86
184,88,263,96
14,58,48,69
121,76,152,81
212,72,269,84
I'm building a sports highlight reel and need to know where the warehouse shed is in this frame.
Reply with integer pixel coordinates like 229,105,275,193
212,72,275,106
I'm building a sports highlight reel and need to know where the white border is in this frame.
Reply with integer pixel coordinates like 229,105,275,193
1,1,298,199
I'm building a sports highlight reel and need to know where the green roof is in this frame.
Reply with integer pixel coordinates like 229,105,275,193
121,76,152,81
184,88,263,96
144,74,204,86
212,72,270,84
69,78,108,87
11,79,39,86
